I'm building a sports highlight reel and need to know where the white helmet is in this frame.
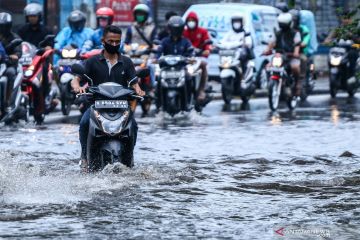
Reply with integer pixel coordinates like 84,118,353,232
277,13,292,30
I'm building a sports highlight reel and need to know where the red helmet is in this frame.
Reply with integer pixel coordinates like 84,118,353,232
96,7,114,25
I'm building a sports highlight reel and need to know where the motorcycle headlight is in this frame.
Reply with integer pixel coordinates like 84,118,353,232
62,49,77,58
187,65,195,75
24,69,34,77
220,56,232,68
272,56,283,68
95,110,129,136
330,56,342,66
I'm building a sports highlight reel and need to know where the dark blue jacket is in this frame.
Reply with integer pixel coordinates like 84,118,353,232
158,36,193,58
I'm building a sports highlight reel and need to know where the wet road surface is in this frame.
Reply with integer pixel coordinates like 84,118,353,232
1,92,360,239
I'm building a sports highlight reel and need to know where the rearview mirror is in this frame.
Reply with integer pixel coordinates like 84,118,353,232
39,34,56,48
5,38,22,53
71,63,86,75
152,39,161,45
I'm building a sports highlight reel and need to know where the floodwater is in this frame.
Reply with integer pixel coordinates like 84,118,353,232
1,94,360,239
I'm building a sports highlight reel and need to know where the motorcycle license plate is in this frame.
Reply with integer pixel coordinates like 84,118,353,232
95,100,128,109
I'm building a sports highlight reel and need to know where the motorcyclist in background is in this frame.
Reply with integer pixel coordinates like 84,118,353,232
157,11,178,41
54,10,93,64
157,16,193,58
264,13,302,98
183,11,211,101
221,14,254,76
324,10,359,78
18,3,52,47
289,9,310,85
125,4,157,46
82,7,116,52
125,4,157,89
0,12,22,115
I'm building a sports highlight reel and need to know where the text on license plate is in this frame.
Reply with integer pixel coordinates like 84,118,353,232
95,100,128,109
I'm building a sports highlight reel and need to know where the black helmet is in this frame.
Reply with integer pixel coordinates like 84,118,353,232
0,12,12,36
168,16,184,38
289,9,301,28
68,10,86,32
275,2,289,13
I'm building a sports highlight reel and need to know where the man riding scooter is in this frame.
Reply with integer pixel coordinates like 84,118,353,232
71,25,145,172
264,12,302,100
183,11,212,104
0,12,22,117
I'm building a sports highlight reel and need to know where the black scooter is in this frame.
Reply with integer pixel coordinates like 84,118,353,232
71,63,147,171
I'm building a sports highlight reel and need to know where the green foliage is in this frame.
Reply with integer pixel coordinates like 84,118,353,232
334,4,360,42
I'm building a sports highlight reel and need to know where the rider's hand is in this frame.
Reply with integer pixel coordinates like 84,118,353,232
133,83,145,97
9,55,18,61
293,52,300,58
202,50,210,57
73,86,87,94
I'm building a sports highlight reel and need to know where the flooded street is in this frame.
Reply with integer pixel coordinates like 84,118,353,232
1,93,360,239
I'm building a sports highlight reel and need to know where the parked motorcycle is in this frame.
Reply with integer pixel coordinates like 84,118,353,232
71,63,147,171
266,52,298,111
21,35,58,124
0,39,29,124
216,42,256,105
328,39,359,98
124,43,153,116
157,55,198,116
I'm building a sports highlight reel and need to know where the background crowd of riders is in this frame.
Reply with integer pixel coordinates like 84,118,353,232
0,2,359,122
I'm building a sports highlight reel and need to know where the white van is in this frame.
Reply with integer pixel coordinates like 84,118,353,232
183,3,280,80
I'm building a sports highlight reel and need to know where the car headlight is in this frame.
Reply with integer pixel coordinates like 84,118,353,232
272,56,283,68
95,110,129,136
330,56,342,66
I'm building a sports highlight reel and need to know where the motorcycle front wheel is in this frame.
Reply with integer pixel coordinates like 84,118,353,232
268,79,281,111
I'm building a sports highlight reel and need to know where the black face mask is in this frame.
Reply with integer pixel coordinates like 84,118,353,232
103,42,120,54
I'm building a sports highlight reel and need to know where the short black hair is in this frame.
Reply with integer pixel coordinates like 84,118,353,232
103,25,122,37
165,11,177,21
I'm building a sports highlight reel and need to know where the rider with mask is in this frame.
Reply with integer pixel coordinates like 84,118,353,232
289,9,310,86
0,12,22,115
54,10,93,64
221,14,254,75
125,4,157,89
183,11,211,101
18,3,52,47
71,25,145,172
264,12,302,98
125,4,157,46
82,7,115,52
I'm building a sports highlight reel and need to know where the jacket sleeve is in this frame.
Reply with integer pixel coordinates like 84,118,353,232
202,29,212,51
54,29,66,50
301,26,311,46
